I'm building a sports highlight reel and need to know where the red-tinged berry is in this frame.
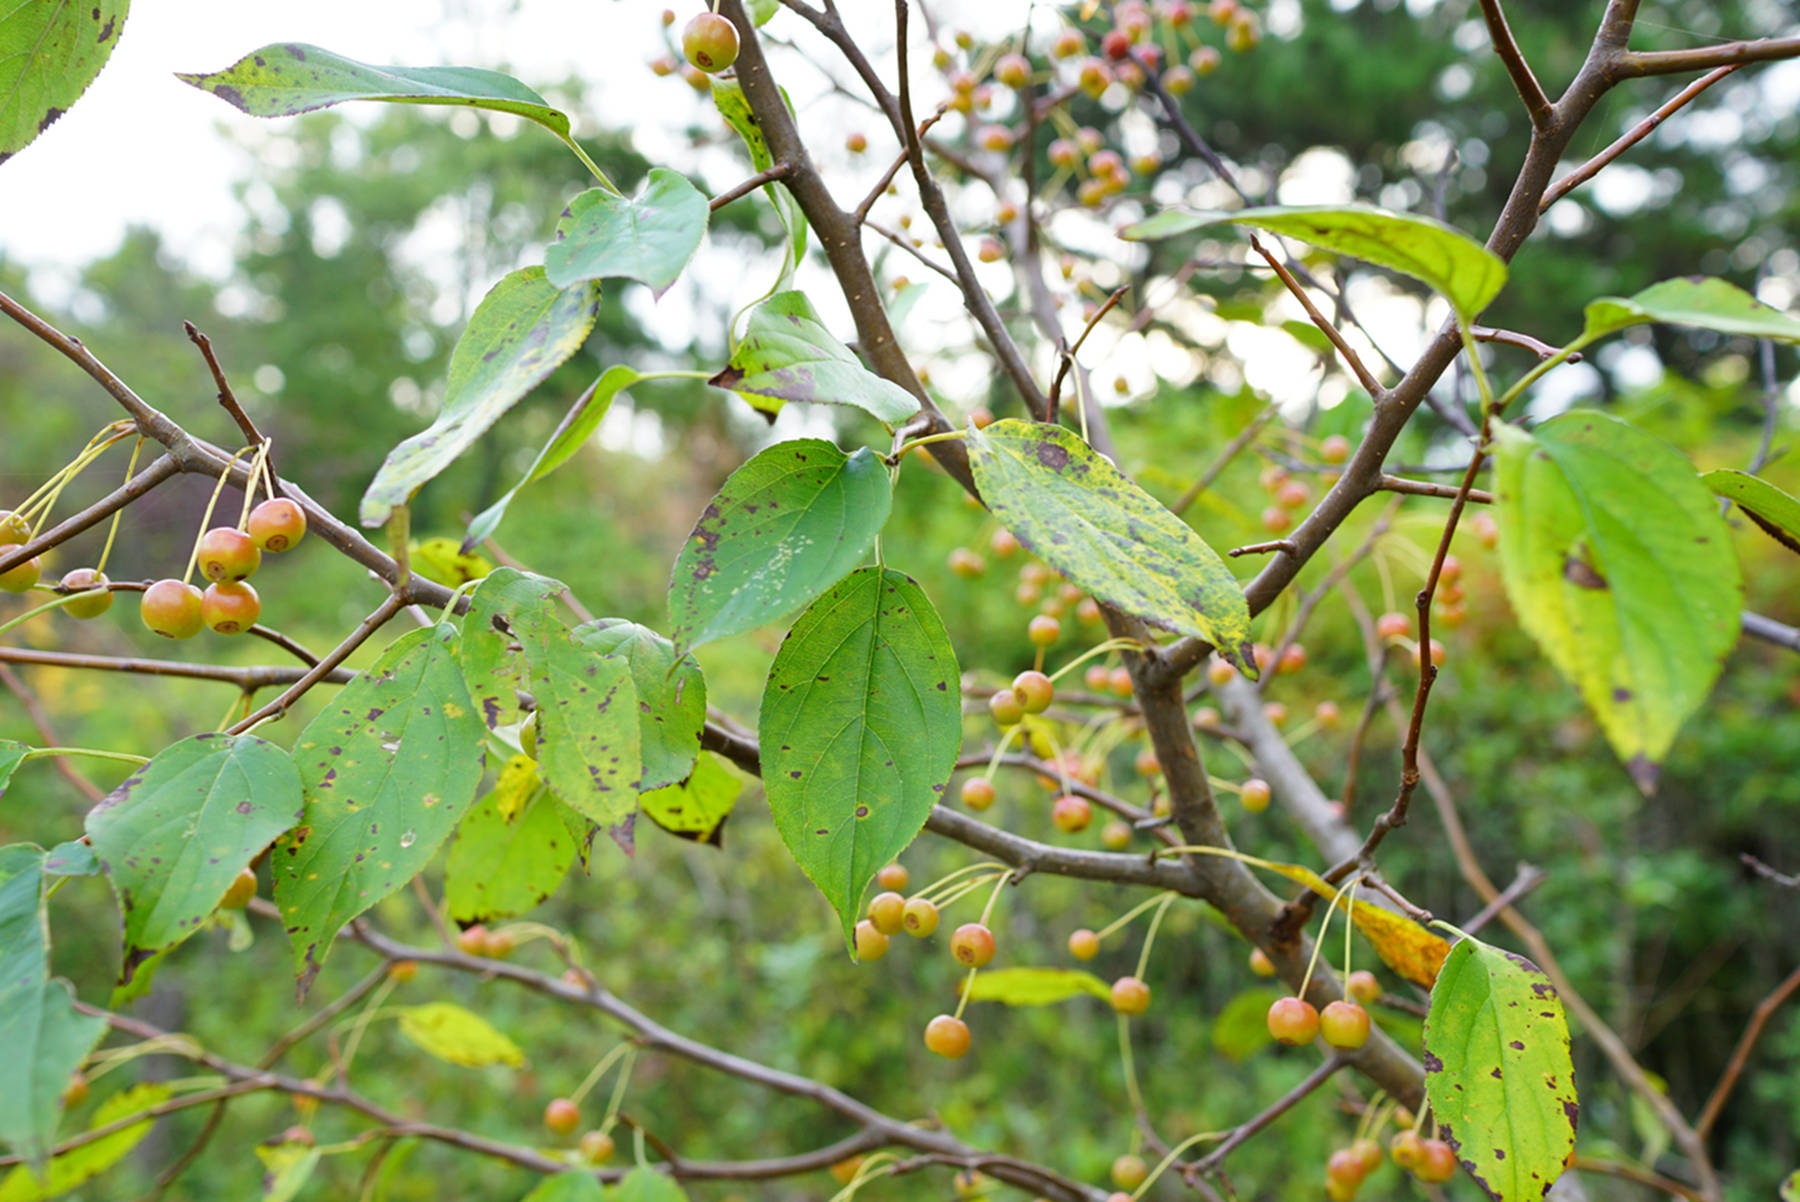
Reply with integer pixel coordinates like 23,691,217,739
876,863,909,892
0,545,41,593
1315,699,1342,728
1440,554,1464,583
846,131,868,153
1189,45,1221,74
960,777,996,811
1346,970,1380,1003
1051,794,1092,833
1111,1153,1149,1189
1193,705,1221,730
1085,663,1112,692
1415,1139,1458,1183
1053,28,1086,58
1162,63,1197,93
1351,1138,1384,1176
1100,819,1132,850
1227,10,1261,51
948,547,986,577
1437,601,1467,628
247,498,307,551
989,689,1025,727
1326,1147,1366,1189
1134,748,1161,777
141,579,205,640
281,1126,315,1148
219,866,258,909
682,12,739,73
1240,778,1272,813
1320,433,1351,464
1325,1178,1357,1202
201,581,261,635
1320,999,1371,1049
924,1013,971,1058
1252,643,1275,674
1101,29,1132,59
196,526,260,582
950,922,996,967
1389,1130,1423,1169
1276,480,1310,510
1472,511,1499,548
1068,928,1100,959
902,897,940,937
485,928,516,958
1028,614,1061,646
1110,975,1151,1015
1249,947,1276,977
867,893,908,938
1012,669,1054,714
1077,58,1111,97
854,919,890,962
59,568,112,619
1277,643,1307,674
580,1130,616,1164
1416,639,1447,669
988,526,1019,557
544,1097,581,1136
1108,666,1134,698
1267,995,1320,1044
456,924,491,956
1264,700,1289,727
996,53,1031,88
388,959,418,983
1076,596,1103,623
1376,611,1411,640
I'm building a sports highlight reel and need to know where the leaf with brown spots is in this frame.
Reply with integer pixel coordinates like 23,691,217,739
444,786,575,923
640,752,743,847
1702,469,1800,558
709,292,918,425
0,0,128,165
760,568,962,951
967,420,1255,673
1423,935,1577,1202
458,568,564,732
711,79,805,285
545,170,708,296
519,608,642,832
1494,414,1741,794
571,619,705,793
1259,860,1451,987
84,734,302,984
273,624,485,997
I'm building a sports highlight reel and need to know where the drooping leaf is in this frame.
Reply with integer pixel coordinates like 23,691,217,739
1702,468,1800,556
0,1,128,165
967,420,1256,673
712,79,806,285
394,1002,525,1068
273,625,486,995
463,366,641,551
1122,203,1506,319
709,292,918,425
545,171,708,295
640,752,742,847
361,267,602,526
1494,413,1741,793
1212,988,1283,1060
460,569,565,731
761,568,961,947
1423,936,1577,1202
0,1083,172,1202
444,788,575,923
85,733,303,984
959,967,1111,1006
0,845,107,1171
613,1166,688,1202
0,741,26,798
177,44,572,138
1581,277,1800,345
668,439,893,656
256,1141,321,1202
521,1173,607,1202
411,537,494,587
570,620,705,793
1257,860,1452,987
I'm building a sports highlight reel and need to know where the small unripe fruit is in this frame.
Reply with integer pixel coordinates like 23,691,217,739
1326,1147,1366,1189
388,959,418,983
1249,947,1277,977
869,891,907,936
1314,699,1342,728
1320,999,1372,1049
1189,44,1221,74
1012,670,1054,714
977,124,1013,153
1111,1153,1149,1189
1108,667,1134,698
1134,748,1161,777
1389,1130,1424,1169
485,928,516,958
1260,505,1292,533
59,569,112,619
141,579,205,640
281,1126,315,1148
219,866,258,909
1376,611,1411,640
1252,643,1275,674
1472,511,1499,548
951,922,996,967
0,511,28,541
988,527,1019,557
1276,480,1310,510
1162,63,1197,93
1440,554,1464,583
1437,601,1468,628
1051,794,1092,833
1320,433,1352,464
201,581,261,635
960,777,996,811
855,919,890,961
1351,1138,1384,1176
1193,705,1221,730
544,1097,581,1136
1240,778,1272,812
650,54,678,76
948,547,986,577
1227,11,1261,51
1416,639,1447,669
1100,819,1132,850
580,1130,615,1164
62,1071,89,1108
924,1013,971,1058
0,546,41,593
1346,970,1380,1003
902,897,940,937
1077,596,1103,623
1110,975,1151,1015
682,12,739,73
876,862,910,892
1207,659,1236,687
996,53,1031,89
1053,28,1086,58
989,689,1025,727
1278,643,1307,674
1267,996,1320,1044
248,498,307,551
1415,1139,1458,1183
1068,928,1100,959
1263,701,1288,727
846,131,868,153
456,924,490,956
1085,663,1112,691
1027,614,1061,646
197,526,260,582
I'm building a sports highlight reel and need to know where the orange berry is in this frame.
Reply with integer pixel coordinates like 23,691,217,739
1051,794,1092,832
960,777,997,811
1266,996,1319,1044
1320,999,1371,1049
1110,975,1151,1015
1249,947,1277,977
950,922,996,967
924,1014,971,1058
544,1097,581,1136
868,892,907,936
1068,928,1101,959
1346,970,1380,1003
854,920,890,962
902,897,940,937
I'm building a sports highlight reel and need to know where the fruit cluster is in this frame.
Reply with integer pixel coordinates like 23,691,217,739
141,498,308,639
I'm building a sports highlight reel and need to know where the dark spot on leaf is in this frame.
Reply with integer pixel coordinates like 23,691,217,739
1562,554,1606,590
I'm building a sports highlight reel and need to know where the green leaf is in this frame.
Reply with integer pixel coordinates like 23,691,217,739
85,733,302,984
460,569,565,731
960,967,1111,1006
394,1002,525,1068
1124,203,1506,320
668,439,892,655
520,609,643,833
1582,277,1800,345
1423,936,1577,1202
463,366,641,551
177,44,572,138
256,1141,321,1202
1211,987,1283,1061
711,79,806,285
0,845,107,1171
521,1173,606,1202
968,420,1256,672
361,267,602,527
710,292,917,425
761,568,961,948
1701,468,1800,555
444,788,575,923
1781,1169,1799,1202
570,620,705,793
0,1083,172,1202
0,1,128,165
0,740,25,798
745,0,780,23
41,842,96,878
613,1166,687,1202
640,753,742,847
274,625,486,995
1493,413,1742,793
546,171,708,295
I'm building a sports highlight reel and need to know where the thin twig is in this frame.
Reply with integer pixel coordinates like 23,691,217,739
1694,963,1800,1137
1377,474,1494,504
1742,853,1800,888
0,663,106,802
709,161,796,211
1460,864,1547,935
1618,35,1800,77
1228,539,1298,558
1193,1058,1345,1174
1046,286,1128,422
1477,0,1554,125
1471,323,1581,361
227,594,406,734
183,322,264,446
1540,66,1739,210
1248,235,1384,399
0,645,346,689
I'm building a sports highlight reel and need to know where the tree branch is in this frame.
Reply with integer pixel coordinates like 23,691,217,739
1617,35,1800,77
1478,0,1554,126
1540,66,1738,211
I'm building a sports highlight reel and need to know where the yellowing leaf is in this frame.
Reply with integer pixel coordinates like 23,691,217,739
1260,861,1451,987
0,1084,172,1201
960,967,1111,1006
395,1002,524,1068
492,755,541,824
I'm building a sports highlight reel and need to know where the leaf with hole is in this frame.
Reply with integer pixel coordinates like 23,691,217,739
1494,413,1741,793
273,625,486,995
761,568,961,949
968,420,1255,673
959,967,1111,1006
709,292,917,425
641,752,743,847
0,1,128,165
571,619,705,793
361,267,602,527
1702,469,1800,556
84,734,302,984
1581,277,1800,345
395,1002,525,1068
1423,935,1577,1202
669,439,892,655
445,787,575,923
546,170,708,295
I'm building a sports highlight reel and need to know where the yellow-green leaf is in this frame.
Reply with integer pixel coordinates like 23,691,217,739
1702,469,1800,556
640,752,742,847
255,1140,321,1202
395,1002,525,1068
1258,860,1451,987
960,967,1111,1006
444,788,575,923
1582,277,1800,345
709,292,918,425
0,1083,172,1201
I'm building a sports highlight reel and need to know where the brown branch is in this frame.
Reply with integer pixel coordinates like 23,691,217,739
1171,402,1281,516
1477,0,1554,126
0,645,346,689
1568,1156,1707,1202
709,161,796,211
0,455,180,577
1742,853,1800,887
1471,323,1581,361
1377,474,1494,504
865,220,960,282
1694,963,1800,1138
1248,235,1385,399
1228,539,1298,558
1193,1057,1346,1175
226,594,406,734
1046,285,1128,423
1618,35,1800,77
1459,863,1546,935
183,322,263,447
1540,66,1739,211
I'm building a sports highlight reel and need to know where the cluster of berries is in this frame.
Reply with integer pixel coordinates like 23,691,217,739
140,499,307,639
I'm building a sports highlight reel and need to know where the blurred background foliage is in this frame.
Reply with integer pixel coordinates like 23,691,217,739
1,0,1798,1198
